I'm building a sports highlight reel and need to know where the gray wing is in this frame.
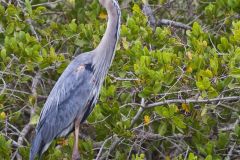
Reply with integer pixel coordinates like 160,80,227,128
36,52,95,140
30,52,99,159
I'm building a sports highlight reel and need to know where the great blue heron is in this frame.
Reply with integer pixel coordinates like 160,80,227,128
30,0,121,159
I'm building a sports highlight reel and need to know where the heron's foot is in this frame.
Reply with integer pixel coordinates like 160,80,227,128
72,150,80,160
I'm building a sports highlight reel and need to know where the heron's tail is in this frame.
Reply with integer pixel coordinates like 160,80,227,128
30,132,43,160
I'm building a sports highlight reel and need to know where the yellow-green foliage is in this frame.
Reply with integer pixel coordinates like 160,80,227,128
0,0,239,159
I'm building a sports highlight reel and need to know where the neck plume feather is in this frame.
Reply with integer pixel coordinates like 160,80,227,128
94,0,121,72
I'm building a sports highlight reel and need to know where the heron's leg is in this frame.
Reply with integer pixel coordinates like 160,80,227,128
72,121,80,160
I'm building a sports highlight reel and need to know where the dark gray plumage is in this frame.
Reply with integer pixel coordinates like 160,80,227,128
30,0,121,159
31,53,95,158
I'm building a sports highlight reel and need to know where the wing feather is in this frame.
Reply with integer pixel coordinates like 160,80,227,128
36,53,95,140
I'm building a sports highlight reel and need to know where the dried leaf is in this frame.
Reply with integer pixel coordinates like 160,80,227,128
144,115,150,125
99,12,107,19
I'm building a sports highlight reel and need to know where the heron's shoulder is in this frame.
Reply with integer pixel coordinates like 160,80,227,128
61,51,94,76
73,51,94,63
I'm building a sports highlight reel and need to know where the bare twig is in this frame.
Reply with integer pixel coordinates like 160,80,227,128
146,96,240,108
142,0,156,28
25,18,39,41
158,19,191,30
135,130,185,140
15,72,41,160
32,0,64,7
218,103,239,112
226,142,236,160
129,96,239,128
108,74,139,81
99,136,122,160
95,136,112,160
219,116,240,132
184,146,190,160
17,0,40,41
0,78,6,95
130,98,145,128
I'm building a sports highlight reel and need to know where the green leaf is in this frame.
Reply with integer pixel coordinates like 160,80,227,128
172,116,186,129
205,142,214,155
5,23,14,35
5,5,19,17
25,0,32,15
19,147,30,160
140,56,150,66
0,4,5,16
192,22,203,37
217,37,230,51
216,133,229,149
155,107,170,118
188,152,197,160
69,19,77,32
158,122,167,136
0,135,11,160
132,4,142,14
74,39,88,47
235,125,240,137
205,3,215,16
30,114,39,125
210,57,218,74
230,68,240,78
208,87,218,98
196,77,211,90
1,48,6,60
9,37,18,51
16,31,26,42
205,155,212,160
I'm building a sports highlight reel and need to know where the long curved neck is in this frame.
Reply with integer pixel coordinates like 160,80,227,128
94,0,121,66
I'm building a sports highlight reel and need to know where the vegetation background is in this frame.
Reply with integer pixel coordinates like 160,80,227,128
0,0,240,159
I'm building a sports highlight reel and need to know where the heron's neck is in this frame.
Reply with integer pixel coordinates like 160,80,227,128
94,2,121,65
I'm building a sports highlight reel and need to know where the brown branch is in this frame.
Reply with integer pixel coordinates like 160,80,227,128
17,0,40,41
219,116,240,132
25,18,39,41
130,96,240,128
0,87,47,101
16,124,32,147
135,130,185,140
142,1,156,28
31,0,64,8
95,136,112,160
99,135,122,160
158,19,191,30
226,142,236,160
134,130,187,155
108,74,139,81
140,1,191,30
130,98,145,128
146,96,240,108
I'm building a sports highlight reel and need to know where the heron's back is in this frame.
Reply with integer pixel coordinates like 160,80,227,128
30,52,101,159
